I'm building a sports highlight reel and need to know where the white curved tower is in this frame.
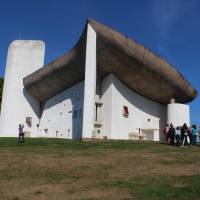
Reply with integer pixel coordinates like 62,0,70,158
167,103,190,127
0,40,45,137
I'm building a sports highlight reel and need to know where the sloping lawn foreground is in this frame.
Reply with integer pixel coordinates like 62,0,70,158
0,138,200,200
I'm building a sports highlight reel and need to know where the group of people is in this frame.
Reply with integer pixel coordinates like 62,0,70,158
163,123,199,147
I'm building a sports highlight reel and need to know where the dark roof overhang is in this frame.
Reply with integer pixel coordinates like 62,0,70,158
23,19,198,104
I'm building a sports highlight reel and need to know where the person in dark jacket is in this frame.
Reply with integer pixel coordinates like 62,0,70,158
181,123,188,147
169,123,175,145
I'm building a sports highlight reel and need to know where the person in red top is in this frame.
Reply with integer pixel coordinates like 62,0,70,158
163,124,170,144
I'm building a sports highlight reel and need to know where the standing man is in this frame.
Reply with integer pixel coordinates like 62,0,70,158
18,124,25,143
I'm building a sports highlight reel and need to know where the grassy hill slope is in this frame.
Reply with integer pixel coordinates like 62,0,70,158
0,138,200,200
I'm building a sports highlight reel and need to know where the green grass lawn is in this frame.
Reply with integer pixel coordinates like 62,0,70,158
0,138,200,200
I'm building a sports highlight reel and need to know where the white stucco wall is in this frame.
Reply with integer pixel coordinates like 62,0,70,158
38,81,84,139
100,75,113,139
0,40,45,137
167,103,190,127
100,74,167,141
82,24,97,139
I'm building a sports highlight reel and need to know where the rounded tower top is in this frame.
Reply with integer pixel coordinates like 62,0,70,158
8,40,45,51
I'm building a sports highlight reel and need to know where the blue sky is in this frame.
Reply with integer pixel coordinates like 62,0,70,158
0,0,199,124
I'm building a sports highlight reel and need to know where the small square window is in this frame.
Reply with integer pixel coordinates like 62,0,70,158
123,106,129,117
26,117,32,127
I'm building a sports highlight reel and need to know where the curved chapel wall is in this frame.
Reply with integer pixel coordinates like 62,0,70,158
101,74,167,141
167,103,190,127
0,40,45,137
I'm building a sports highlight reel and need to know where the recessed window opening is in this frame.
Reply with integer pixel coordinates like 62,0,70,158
44,129,48,134
95,104,98,121
123,106,129,117
26,117,32,127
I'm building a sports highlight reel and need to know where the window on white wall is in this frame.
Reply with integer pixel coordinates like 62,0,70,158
44,129,48,134
26,117,32,127
123,106,129,117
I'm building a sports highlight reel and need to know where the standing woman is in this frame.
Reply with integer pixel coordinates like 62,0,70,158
175,126,181,146
191,124,198,146
188,126,192,145
163,124,170,144
181,123,188,147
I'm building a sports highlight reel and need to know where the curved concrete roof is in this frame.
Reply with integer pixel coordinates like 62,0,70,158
24,19,197,104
